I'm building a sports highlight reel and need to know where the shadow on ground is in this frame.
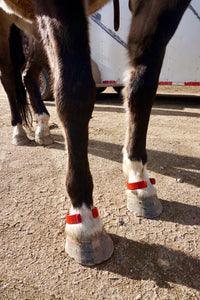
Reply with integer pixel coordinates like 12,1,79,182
88,139,200,188
93,234,200,291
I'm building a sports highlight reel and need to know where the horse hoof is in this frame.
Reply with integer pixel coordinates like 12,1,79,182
12,124,31,146
35,134,54,146
12,135,31,146
65,228,114,266
127,193,163,218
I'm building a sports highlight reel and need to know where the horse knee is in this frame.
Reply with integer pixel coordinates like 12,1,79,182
56,75,96,123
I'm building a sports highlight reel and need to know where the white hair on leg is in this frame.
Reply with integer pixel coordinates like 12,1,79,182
65,203,114,265
12,123,30,145
65,203,103,240
35,113,53,145
123,149,163,217
123,149,156,199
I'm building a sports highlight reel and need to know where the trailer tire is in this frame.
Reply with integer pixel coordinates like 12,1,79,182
39,68,53,100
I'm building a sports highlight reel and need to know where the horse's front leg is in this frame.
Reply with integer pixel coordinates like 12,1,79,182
122,3,164,218
124,0,191,218
123,62,163,218
34,1,113,265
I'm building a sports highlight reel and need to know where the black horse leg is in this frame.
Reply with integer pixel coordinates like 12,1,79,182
123,0,191,217
33,1,113,265
23,39,53,145
0,10,29,145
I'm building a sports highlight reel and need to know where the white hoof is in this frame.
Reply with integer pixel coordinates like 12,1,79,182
35,134,54,146
127,190,163,218
12,124,31,146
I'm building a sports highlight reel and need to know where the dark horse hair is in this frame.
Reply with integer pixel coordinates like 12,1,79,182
9,24,31,126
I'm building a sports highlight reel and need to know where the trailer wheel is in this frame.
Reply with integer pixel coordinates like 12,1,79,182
39,68,53,100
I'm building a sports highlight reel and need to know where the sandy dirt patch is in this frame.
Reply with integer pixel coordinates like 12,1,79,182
0,84,200,299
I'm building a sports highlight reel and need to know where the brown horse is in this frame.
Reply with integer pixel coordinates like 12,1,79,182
0,6,53,145
0,0,110,146
0,0,191,265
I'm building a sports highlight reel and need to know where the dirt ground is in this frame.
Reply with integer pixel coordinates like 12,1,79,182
0,84,200,299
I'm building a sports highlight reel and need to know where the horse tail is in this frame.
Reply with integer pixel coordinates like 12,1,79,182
9,24,32,127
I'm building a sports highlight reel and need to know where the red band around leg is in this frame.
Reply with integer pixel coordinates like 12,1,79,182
92,207,99,218
66,213,82,224
66,207,99,224
127,178,156,190
127,180,147,190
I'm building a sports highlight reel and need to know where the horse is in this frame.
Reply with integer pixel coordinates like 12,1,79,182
0,6,53,145
0,0,191,265
0,0,111,146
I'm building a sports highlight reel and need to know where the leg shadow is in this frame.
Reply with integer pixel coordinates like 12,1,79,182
94,234,200,291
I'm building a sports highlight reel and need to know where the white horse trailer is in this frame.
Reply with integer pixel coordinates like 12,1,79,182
40,1,200,99
89,0,200,90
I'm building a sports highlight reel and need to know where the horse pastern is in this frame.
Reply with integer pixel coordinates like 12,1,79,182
12,136,31,146
12,124,31,145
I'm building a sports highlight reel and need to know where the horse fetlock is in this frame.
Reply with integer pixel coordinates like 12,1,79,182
65,204,113,265
12,123,30,145
35,113,53,145
35,113,50,128
123,155,155,195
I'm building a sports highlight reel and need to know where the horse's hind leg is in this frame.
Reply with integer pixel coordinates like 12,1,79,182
22,38,53,145
34,1,113,265
123,0,191,218
0,12,30,145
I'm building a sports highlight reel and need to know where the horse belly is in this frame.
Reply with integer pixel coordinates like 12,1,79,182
88,0,111,14
0,0,35,21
